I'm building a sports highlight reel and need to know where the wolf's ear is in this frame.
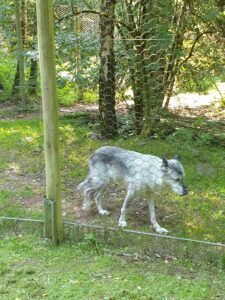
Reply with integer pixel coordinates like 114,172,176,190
174,155,180,161
162,158,169,168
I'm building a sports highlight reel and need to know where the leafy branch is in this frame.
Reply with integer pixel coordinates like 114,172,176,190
179,31,213,66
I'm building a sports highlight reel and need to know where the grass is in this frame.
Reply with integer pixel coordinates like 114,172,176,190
0,232,225,300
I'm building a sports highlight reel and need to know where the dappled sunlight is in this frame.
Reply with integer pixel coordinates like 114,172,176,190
0,120,43,150
170,82,225,109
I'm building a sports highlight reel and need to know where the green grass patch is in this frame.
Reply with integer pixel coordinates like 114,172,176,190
0,233,225,300
57,85,98,106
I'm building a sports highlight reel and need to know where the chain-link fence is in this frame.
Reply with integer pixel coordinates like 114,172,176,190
0,0,225,260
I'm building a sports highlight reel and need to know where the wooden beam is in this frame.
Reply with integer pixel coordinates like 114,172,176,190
36,0,62,244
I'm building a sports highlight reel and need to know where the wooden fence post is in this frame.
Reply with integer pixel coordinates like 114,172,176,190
36,0,62,244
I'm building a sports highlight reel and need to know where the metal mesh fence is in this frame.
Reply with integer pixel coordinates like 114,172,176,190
1,217,225,267
0,0,225,260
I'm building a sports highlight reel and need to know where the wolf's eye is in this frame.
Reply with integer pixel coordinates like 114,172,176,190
175,178,180,182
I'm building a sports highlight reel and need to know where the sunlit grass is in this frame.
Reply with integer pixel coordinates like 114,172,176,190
0,234,225,299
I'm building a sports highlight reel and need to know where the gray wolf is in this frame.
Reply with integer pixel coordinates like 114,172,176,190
77,146,187,234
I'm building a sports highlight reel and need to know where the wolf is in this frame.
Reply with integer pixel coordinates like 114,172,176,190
77,146,187,234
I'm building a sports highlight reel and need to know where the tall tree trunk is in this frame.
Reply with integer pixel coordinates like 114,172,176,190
162,0,188,109
122,2,145,135
15,0,27,107
99,0,118,138
28,1,38,96
73,4,84,102
132,69,144,135
12,60,20,95
133,40,148,135
12,0,27,96
116,22,144,135
0,83,4,94
21,0,27,44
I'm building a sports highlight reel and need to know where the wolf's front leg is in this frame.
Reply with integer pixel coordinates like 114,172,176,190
148,199,168,234
118,188,134,227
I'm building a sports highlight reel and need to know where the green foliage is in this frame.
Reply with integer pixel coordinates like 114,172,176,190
195,132,216,147
166,125,221,148
55,16,100,103
57,84,98,106
0,54,16,101
117,111,135,137
84,233,99,251
167,127,194,144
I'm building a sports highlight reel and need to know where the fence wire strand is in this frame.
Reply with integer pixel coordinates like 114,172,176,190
1,217,225,266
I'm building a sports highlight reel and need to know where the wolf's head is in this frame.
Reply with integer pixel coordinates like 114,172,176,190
162,156,187,196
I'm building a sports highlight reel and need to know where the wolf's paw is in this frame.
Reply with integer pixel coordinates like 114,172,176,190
118,220,127,228
155,226,168,234
99,209,109,215
82,203,90,210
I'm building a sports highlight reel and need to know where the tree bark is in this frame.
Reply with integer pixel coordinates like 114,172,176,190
73,4,84,102
15,0,27,107
28,57,38,95
99,0,118,138
12,60,20,95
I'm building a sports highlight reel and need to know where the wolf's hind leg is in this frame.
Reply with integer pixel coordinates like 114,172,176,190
94,185,109,215
82,188,93,210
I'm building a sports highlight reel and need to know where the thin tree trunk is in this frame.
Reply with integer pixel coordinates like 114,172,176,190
15,0,27,107
12,60,20,95
99,0,118,138
162,0,188,109
13,0,27,97
28,2,38,96
21,0,27,44
28,58,38,95
73,4,84,101
133,41,147,135
116,22,144,135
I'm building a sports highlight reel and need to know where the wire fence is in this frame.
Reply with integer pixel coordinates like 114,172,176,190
1,216,225,267
0,0,225,262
